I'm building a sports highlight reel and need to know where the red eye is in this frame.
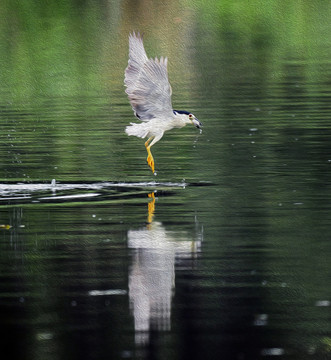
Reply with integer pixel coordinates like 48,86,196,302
189,114,193,119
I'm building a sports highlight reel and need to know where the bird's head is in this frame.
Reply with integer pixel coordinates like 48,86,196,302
173,110,203,129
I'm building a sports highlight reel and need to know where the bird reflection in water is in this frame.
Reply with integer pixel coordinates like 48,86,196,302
147,192,155,226
127,192,202,346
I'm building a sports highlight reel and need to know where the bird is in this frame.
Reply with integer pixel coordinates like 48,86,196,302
124,32,202,174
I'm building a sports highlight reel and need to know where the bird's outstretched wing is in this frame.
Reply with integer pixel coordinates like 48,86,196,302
124,32,173,121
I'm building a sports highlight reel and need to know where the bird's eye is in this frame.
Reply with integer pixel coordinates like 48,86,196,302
189,114,193,119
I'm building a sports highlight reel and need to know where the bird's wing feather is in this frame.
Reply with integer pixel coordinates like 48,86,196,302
124,33,173,121
124,32,148,90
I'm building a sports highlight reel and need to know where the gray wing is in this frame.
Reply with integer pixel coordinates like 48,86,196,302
124,32,173,121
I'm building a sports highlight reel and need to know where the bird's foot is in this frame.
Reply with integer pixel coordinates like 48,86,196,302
147,154,155,173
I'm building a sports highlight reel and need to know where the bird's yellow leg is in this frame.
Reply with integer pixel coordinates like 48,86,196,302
145,137,155,173
146,147,155,173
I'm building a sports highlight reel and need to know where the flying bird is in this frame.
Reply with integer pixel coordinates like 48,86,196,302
124,32,202,174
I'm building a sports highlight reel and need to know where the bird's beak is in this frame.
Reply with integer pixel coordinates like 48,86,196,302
192,117,203,129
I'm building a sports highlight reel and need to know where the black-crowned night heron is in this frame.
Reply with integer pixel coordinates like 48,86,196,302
124,32,202,174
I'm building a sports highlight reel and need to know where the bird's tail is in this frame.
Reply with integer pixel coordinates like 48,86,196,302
125,122,149,138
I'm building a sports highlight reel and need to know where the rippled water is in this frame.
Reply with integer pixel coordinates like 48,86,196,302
1,2,331,360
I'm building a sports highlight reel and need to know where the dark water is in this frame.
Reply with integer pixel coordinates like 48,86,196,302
1,2,331,360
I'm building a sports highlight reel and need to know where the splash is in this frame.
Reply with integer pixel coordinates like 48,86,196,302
0,181,188,198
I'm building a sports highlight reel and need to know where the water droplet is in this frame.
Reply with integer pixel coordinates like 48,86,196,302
261,348,285,356
36,332,53,341
254,314,268,326
315,300,330,307
88,289,127,296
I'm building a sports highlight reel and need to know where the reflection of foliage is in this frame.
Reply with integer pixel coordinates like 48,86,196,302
194,0,331,50
193,0,331,86
0,0,117,101
321,337,331,352
311,337,331,357
0,2,126,181
4,0,331,103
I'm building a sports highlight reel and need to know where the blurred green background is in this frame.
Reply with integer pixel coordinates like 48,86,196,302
1,0,331,181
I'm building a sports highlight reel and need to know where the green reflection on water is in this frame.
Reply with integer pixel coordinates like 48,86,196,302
1,1,331,182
